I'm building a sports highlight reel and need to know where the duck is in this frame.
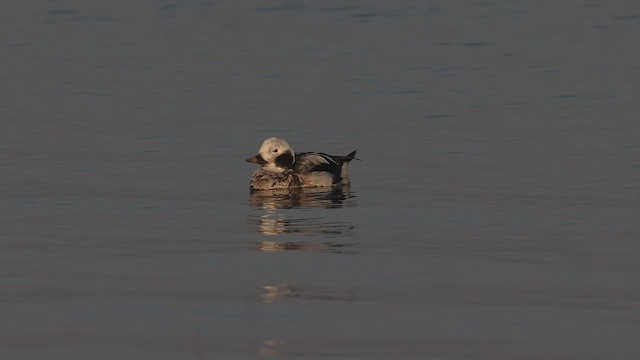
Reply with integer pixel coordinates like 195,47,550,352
246,137,358,190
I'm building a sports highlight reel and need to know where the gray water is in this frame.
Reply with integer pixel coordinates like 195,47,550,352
2,1,639,359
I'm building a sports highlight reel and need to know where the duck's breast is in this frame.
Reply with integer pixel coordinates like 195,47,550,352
250,169,293,190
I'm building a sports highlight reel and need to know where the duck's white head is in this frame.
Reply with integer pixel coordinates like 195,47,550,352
246,137,295,169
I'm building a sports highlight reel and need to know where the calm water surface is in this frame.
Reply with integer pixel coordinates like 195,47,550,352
2,1,639,359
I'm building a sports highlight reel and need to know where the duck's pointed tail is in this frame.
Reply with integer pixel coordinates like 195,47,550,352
344,150,360,162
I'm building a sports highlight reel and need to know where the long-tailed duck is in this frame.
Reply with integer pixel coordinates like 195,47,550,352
246,137,357,190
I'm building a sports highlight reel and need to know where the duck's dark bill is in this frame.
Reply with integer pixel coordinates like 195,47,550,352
246,154,267,164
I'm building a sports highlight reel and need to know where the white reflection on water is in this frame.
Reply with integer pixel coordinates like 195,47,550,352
248,186,357,245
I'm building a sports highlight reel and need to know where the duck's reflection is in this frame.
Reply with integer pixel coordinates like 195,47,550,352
251,284,356,357
248,186,357,243
258,339,287,357
259,284,357,303
257,240,353,253
251,215,355,238
249,185,356,209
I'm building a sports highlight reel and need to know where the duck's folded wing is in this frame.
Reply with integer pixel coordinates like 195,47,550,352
293,152,341,174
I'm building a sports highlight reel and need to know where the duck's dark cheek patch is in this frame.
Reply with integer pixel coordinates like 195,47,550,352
275,152,294,167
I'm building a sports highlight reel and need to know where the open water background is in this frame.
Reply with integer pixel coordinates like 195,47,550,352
2,1,639,359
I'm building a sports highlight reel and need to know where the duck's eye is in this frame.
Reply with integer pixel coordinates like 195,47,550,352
272,149,278,153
